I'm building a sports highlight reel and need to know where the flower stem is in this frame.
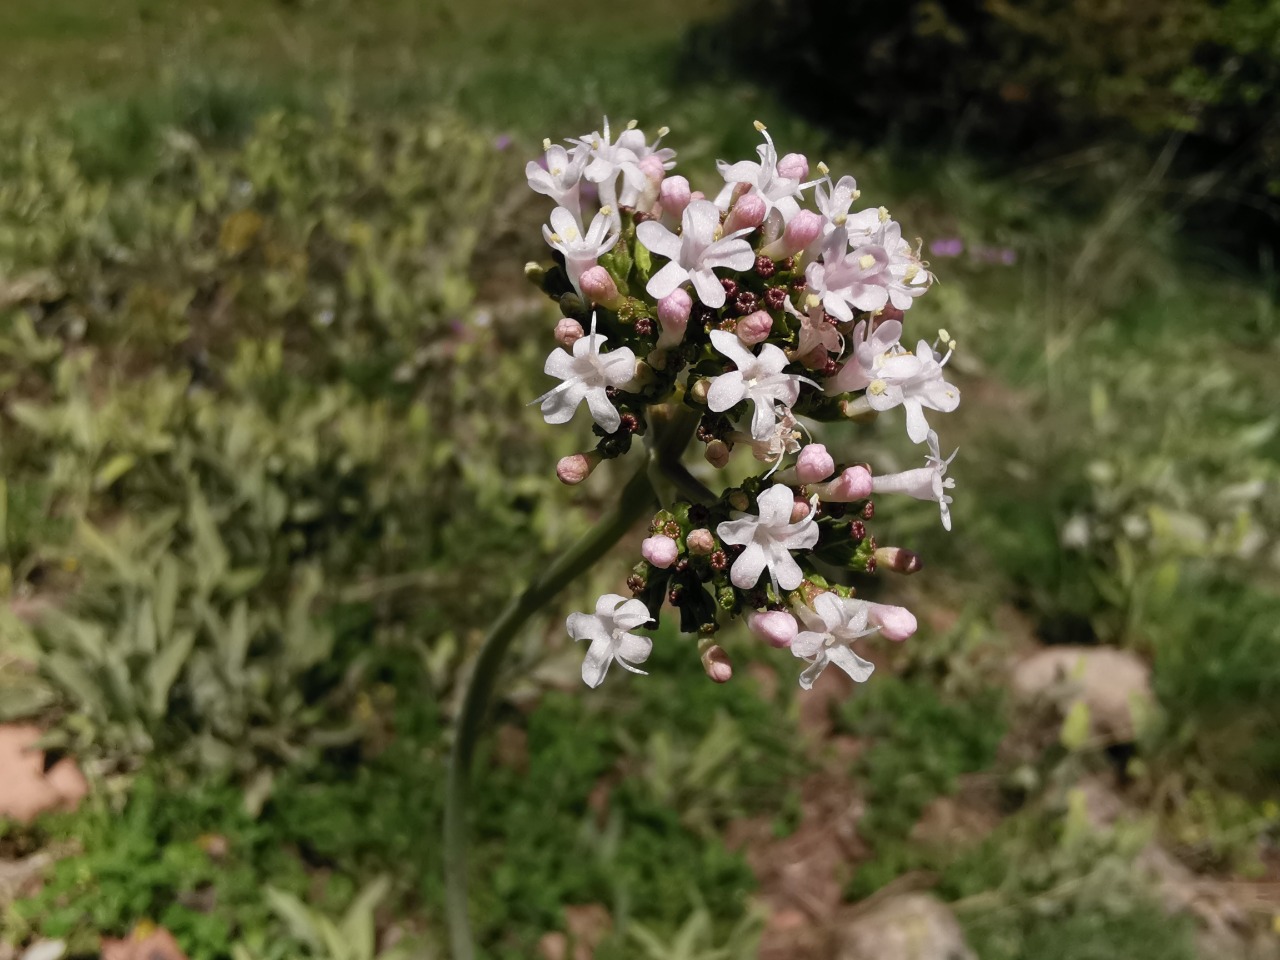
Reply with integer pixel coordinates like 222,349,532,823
443,463,658,960
443,406,700,959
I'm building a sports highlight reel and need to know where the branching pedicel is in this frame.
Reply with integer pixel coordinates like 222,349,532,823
527,118,962,692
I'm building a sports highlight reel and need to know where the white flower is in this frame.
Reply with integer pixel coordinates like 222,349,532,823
784,294,842,364
804,229,892,320
791,592,878,689
871,430,958,531
713,122,804,226
829,318,911,394
526,142,587,218
716,483,820,592
566,593,654,688
706,329,817,441
615,125,677,207
568,117,644,213
728,409,804,477
865,339,960,443
533,313,635,432
542,207,620,294
875,220,931,310
637,199,755,308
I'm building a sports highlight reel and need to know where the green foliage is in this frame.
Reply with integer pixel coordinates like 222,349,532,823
0,105,570,771
839,675,1005,897
5,775,309,960
939,809,1200,960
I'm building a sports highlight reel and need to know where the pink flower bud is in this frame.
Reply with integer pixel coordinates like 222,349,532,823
556,452,600,485
659,176,691,218
638,154,667,185
689,190,706,202
790,498,811,523
777,152,809,181
555,318,584,348
873,546,923,574
748,610,798,648
579,266,621,308
795,444,835,484
656,288,691,350
641,535,679,569
686,528,716,555
867,602,918,641
704,439,731,469
820,465,873,502
701,644,733,683
735,309,773,346
781,210,824,253
724,193,767,234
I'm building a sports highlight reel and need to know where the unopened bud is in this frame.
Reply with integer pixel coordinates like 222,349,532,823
686,528,716,555
689,190,706,202
735,309,773,346
748,609,798,648
777,152,809,181
579,265,623,308
641,535,679,569
790,499,811,523
820,466,873,502
659,175,692,218
724,193,767,234
701,644,733,683
657,288,691,348
867,602,918,641
704,439,731,468
638,153,666,184
765,210,825,259
556,451,601,485
795,444,835,484
554,317,584,347
524,261,547,287
874,546,923,574
690,378,711,405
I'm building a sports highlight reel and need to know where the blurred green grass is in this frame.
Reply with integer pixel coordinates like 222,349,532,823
1,1,1278,958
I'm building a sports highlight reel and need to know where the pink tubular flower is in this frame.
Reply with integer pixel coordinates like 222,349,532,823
735,310,773,346
866,602,917,641
656,288,691,349
659,175,692,219
641,535,679,569
748,609,799,648
701,644,733,682
556,452,600,485
724,193,767,235
818,466,873,502
777,152,809,181
762,210,824,259
542,207,620,295
579,265,622,308
554,317,585,348
795,444,835,484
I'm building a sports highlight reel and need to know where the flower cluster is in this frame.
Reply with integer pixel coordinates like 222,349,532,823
525,118,962,691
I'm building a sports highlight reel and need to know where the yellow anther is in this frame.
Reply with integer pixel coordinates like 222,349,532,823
948,339,958,351
869,379,888,396
713,224,724,241
657,126,670,137
852,189,862,200
753,120,767,132
551,167,563,176
878,206,890,223
817,161,830,176
859,254,876,270
548,233,562,243
937,328,950,342
542,138,552,151
903,264,919,282
626,119,638,130
805,293,821,309
834,214,847,226
600,205,613,217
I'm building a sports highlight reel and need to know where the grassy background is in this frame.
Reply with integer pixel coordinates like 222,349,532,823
1,1,1278,958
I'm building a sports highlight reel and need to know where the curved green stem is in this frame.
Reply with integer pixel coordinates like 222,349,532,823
443,406,702,960
443,463,657,959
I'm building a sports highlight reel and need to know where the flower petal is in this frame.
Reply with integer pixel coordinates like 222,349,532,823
690,268,726,308
636,220,682,261
584,386,621,433
615,630,653,667
567,612,611,645
646,260,690,301
826,644,875,683
613,599,653,631
706,371,747,413
730,542,768,589
580,636,614,688
716,516,757,546
539,379,589,424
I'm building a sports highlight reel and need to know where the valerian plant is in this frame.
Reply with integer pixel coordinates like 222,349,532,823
446,117,964,957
